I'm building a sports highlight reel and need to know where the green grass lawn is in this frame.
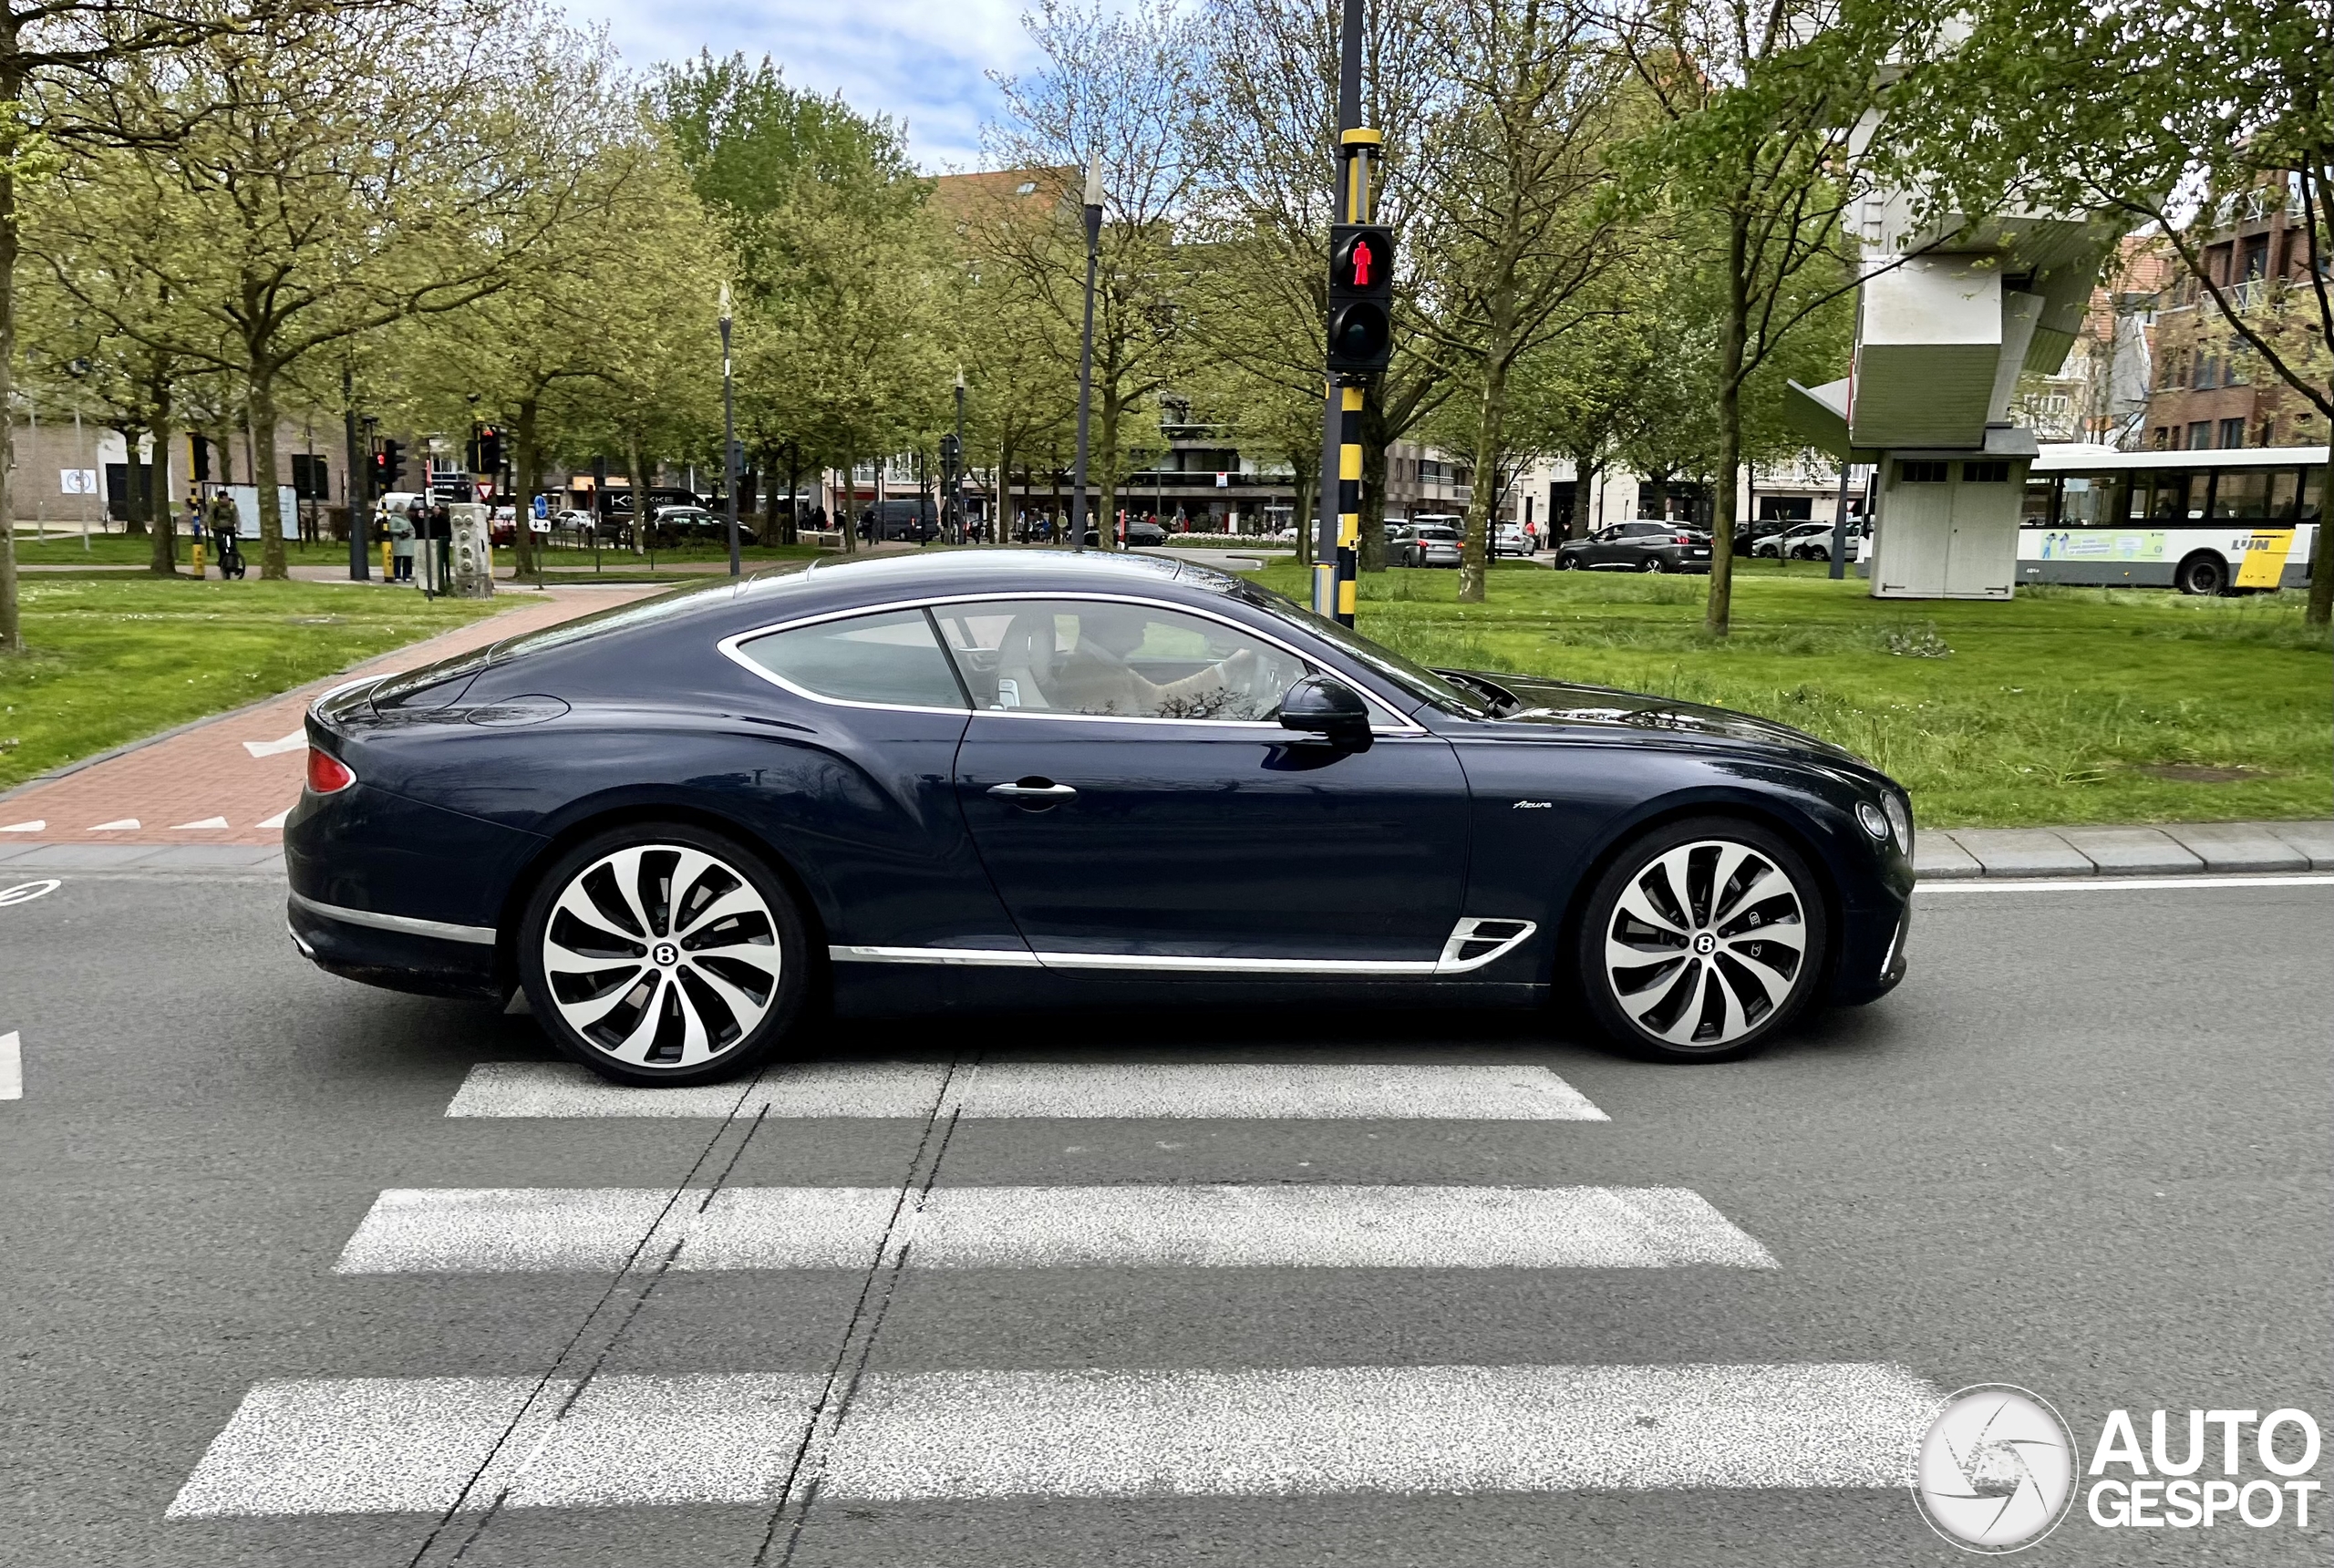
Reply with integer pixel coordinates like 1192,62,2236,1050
0,578,506,789
1253,559,2333,829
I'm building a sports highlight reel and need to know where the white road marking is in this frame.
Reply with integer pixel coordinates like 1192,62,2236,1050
88,819,139,831
1918,872,2334,893
243,730,307,758
169,817,231,830
168,1363,1938,1516
445,1060,1607,1121
335,1185,1771,1273
0,1031,20,1100
0,880,62,907
254,809,291,830
0,819,43,832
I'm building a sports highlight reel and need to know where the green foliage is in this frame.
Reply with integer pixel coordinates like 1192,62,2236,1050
1255,558,2333,827
0,579,501,789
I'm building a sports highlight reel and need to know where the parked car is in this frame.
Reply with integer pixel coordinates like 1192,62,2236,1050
1788,520,1866,562
1494,521,1532,558
1734,518,1801,556
1125,519,1168,547
645,505,756,549
1554,521,1714,573
1754,521,1840,559
286,550,1914,1083
862,499,938,542
1389,522,1463,567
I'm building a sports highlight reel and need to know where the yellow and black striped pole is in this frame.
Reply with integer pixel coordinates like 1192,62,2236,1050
1335,384,1364,623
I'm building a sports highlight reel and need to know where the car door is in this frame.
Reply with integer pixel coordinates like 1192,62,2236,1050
721,606,1021,954
934,596,1472,966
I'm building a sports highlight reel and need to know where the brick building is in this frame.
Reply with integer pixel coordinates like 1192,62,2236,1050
2143,180,2329,453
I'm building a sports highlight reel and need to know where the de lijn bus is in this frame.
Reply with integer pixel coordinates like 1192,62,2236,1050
2019,444,2325,594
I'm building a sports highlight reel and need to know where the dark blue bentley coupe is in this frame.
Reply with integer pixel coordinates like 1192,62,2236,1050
285,551,1912,1083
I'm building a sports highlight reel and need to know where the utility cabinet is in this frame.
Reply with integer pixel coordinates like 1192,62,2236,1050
1868,452,2030,600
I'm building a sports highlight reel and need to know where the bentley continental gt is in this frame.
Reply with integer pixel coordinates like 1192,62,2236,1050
285,551,1912,1084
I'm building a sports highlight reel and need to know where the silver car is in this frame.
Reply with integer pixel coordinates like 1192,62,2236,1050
1390,522,1463,567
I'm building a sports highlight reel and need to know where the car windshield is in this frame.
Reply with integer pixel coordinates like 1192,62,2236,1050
1222,579,1495,718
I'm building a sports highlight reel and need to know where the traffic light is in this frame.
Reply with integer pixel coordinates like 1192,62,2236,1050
372,438,406,492
1326,223,1396,375
473,427,503,474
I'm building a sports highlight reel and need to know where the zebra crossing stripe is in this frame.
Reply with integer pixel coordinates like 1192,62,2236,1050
444,1060,1608,1120
333,1185,1775,1274
168,1362,1937,1516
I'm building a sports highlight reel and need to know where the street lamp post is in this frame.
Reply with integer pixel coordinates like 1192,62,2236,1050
952,367,967,544
1070,152,1102,553
343,366,369,581
720,283,740,577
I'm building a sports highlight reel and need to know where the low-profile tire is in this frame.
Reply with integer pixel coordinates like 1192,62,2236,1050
1641,556,1664,573
1575,816,1830,1064
1555,553,1577,571
519,821,810,1086
2175,552,2228,596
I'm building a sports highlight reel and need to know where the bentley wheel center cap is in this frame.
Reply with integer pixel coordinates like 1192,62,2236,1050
1692,932,1717,955
651,941,680,966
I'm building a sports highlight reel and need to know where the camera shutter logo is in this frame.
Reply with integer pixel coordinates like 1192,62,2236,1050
1914,1384,2076,1553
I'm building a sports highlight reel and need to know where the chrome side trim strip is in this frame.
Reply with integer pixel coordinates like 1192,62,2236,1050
1034,951,1442,975
827,918,1541,977
289,892,497,946
829,945,1044,967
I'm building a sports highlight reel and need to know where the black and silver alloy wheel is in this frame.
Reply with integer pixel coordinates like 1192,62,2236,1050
1577,818,1828,1063
519,824,808,1085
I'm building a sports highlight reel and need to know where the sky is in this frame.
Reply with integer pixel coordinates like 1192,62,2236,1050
559,1,1038,171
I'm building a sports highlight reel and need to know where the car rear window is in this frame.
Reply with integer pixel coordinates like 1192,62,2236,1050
734,608,968,709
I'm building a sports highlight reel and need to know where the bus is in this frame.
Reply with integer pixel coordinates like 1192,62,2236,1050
2018,444,2324,594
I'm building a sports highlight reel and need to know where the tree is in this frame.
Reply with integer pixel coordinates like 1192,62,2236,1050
387,57,718,579
1608,0,1939,634
657,51,945,551
35,1,610,582
1414,0,1628,602
986,0,1203,548
1192,0,1456,572
1911,0,2334,624
1,0,386,648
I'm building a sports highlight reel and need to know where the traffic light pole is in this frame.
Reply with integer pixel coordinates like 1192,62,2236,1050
1313,0,1379,627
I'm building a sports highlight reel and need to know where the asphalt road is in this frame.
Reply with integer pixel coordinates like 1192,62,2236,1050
1,869,2328,1567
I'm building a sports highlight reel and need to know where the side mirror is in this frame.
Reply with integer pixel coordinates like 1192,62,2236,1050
1278,674,1373,751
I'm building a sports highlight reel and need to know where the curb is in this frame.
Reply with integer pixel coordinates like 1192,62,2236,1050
1913,821,2332,880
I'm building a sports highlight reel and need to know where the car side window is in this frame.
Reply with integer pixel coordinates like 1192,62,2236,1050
932,599,1308,722
733,608,967,709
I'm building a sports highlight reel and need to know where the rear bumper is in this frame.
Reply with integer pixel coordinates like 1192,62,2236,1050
287,892,503,1000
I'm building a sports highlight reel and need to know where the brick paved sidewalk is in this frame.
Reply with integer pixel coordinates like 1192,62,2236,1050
0,586,657,848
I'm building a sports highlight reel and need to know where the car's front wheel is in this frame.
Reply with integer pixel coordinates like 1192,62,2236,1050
1575,818,1829,1064
519,822,810,1086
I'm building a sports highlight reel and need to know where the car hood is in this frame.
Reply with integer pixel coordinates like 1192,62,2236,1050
1450,671,1859,760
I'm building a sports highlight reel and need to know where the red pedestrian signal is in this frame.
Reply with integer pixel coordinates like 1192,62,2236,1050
1327,225,1397,374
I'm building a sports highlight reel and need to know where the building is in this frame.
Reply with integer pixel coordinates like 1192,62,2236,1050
2141,179,2328,452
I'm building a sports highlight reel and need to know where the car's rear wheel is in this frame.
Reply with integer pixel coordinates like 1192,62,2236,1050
1575,817,1829,1064
519,822,810,1086
1640,556,1664,573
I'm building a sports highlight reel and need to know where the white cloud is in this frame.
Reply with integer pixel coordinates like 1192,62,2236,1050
557,1,1039,170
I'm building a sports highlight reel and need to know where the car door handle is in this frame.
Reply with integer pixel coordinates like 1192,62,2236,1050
987,779,1078,802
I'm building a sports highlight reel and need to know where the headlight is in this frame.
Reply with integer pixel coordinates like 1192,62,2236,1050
1883,792,1913,853
1855,801,1889,841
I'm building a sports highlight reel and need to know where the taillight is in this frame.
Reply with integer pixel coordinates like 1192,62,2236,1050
306,747,356,794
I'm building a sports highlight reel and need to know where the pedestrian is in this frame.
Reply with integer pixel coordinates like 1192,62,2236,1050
388,502,417,582
429,501,452,584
